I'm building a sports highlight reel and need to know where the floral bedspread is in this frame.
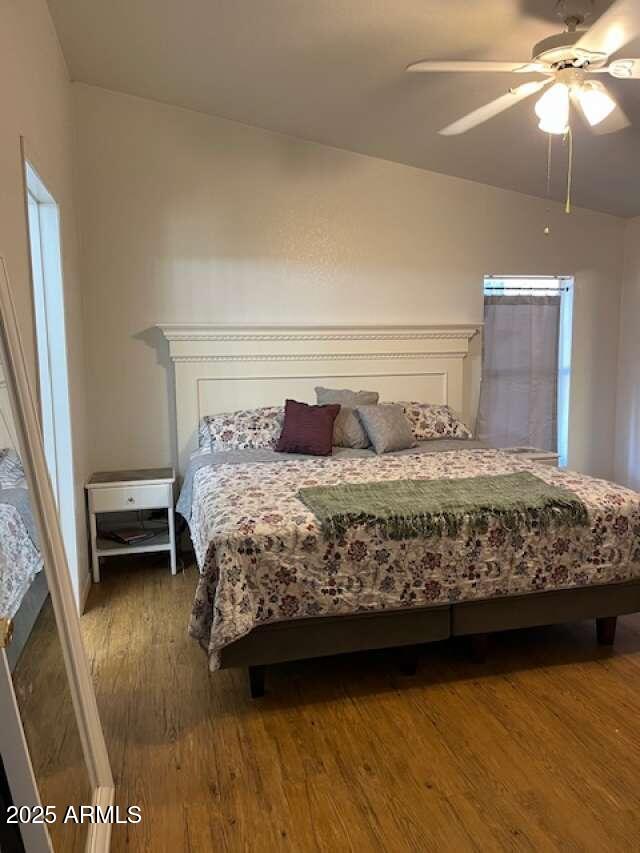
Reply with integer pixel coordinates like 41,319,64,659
0,503,43,621
187,449,640,670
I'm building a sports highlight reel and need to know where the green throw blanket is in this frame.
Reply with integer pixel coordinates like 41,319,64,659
297,472,588,541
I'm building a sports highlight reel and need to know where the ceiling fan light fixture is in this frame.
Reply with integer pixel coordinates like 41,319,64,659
535,83,570,134
576,82,616,125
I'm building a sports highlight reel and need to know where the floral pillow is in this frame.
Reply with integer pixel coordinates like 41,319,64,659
396,402,473,441
198,406,284,452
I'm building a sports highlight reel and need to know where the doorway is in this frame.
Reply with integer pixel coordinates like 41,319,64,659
24,161,80,607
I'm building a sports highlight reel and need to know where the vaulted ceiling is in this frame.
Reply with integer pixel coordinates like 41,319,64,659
48,0,640,216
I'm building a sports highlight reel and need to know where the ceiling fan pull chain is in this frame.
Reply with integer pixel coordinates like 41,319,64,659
565,126,573,214
543,134,553,235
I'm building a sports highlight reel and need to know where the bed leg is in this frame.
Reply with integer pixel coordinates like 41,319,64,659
596,616,617,646
397,644,419,676
248,665,265,698
470,633,489,664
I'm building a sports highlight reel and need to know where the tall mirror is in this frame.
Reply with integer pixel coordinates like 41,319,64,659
0,258,113,851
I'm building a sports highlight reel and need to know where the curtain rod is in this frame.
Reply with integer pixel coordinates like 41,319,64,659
484,286,570,292
484,275,573,280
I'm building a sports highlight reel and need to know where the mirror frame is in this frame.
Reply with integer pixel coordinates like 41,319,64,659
0,257,114,851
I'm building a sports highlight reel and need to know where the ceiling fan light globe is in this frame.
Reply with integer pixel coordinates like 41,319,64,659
535,83,570,131
576,83,616,125
538,117,570,134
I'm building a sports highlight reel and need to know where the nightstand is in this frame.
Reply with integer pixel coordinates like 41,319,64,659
502,447,560,466
86,468,176,582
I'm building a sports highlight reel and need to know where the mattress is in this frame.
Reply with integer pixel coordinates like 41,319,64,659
179,444,640,670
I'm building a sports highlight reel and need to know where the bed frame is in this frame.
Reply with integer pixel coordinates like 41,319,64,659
219,580,640,697
158,323,640,698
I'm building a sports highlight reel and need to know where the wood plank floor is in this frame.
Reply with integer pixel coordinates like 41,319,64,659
13,596,93,853
82,555,640,852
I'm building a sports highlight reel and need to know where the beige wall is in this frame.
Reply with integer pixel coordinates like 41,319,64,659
615,217,640,489
0,1,89,603
73,83,625,480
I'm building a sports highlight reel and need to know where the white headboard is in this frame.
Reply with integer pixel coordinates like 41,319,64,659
157,324,481,475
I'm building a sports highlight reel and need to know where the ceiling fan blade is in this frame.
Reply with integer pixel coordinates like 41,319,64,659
607,57,640,78
406,60,532,73
512,62,552,74
575,0,640,57
439,80,549,136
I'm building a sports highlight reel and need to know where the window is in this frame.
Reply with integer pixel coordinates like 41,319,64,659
25,162,80,606
477,276,574,466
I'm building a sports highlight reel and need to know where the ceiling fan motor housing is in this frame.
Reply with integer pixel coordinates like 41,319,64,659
532,30,607,68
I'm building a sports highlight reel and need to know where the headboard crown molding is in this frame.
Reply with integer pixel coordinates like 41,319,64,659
157,323,480,345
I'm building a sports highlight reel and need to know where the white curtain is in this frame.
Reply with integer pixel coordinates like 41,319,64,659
477,294,561,451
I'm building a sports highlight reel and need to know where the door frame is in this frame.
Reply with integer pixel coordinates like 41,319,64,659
20,138,85,611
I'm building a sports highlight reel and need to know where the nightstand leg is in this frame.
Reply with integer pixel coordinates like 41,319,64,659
89,511,100,583
168,507,177,575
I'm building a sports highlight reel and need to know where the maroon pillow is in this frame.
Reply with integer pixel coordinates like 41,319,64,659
276,399,341,456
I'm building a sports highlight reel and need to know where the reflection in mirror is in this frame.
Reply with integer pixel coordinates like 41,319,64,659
0,353,91,851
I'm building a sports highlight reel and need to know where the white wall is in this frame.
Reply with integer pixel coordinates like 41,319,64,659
0,1,90,605
615,217,640,489
73,83,625,480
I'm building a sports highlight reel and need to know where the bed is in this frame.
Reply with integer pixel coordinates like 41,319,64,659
160,323,640,696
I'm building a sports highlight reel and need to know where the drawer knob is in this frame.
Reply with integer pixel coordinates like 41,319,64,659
127,497,135,504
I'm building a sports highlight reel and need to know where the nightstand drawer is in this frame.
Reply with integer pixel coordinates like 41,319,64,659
89,483,172,513
502,448,560,467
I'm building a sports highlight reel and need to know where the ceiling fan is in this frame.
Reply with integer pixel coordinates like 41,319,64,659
406,0,640,136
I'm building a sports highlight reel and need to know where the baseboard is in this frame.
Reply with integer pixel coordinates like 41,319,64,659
79,567,91,615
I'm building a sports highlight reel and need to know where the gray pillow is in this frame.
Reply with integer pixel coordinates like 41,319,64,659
356,404,416,455
315,386,379,449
